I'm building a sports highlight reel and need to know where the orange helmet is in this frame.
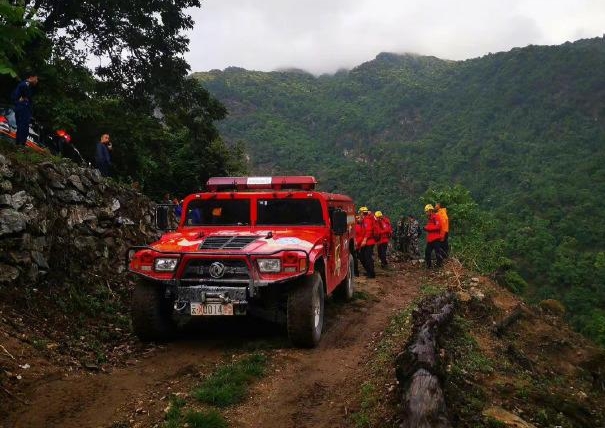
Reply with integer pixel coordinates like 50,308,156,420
56,129,72,144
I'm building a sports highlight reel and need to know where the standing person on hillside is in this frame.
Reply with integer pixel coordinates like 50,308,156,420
358,206,376,278
435,202,450,258
423,204,443,268
95,133,112,177
395,216,410,256
407,214,421,260
11,71,38,147
375,211,392,268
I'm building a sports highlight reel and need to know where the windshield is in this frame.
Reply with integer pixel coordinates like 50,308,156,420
257,199,324,226
184,199,251,226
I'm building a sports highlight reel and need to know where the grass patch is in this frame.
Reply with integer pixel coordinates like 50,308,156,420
420,282,445,296
193,353,267,407
446,316,494,375
163,395,228,428
351,382,377,428
441,316,503,426
352,290,372,300
350,301,418,427
183,410,228,428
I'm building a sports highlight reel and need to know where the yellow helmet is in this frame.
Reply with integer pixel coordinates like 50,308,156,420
374,211,383,217
358,206,369,213
424,204,434,212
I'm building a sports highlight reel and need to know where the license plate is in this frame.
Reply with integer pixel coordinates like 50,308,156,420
190,302,233,316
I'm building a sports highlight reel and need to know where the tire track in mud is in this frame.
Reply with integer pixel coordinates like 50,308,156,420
226,266,420,428
3,263,421,428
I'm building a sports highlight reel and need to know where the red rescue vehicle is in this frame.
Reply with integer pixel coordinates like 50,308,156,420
128,176,356,347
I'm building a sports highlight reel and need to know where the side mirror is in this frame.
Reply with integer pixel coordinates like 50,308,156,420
331,209,348,236
155,204,178,231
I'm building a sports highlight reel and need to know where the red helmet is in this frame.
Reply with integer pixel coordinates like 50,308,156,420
56,129,72,144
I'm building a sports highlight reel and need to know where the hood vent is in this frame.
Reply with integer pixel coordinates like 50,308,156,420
199,235,258,250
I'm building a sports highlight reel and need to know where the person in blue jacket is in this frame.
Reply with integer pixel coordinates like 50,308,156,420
94,133,112,177
11,72,38,146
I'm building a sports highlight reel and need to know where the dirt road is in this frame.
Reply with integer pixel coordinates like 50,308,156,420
2,263,421,428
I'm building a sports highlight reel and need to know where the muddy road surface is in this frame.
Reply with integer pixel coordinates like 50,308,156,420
3,263,422,428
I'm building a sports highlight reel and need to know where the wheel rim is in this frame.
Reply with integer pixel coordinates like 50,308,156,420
313,287,321,329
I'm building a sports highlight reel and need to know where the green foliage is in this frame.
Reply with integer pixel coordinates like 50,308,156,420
196,38,605,346
193,354,267,407
502,270,529,294
0,2,42,77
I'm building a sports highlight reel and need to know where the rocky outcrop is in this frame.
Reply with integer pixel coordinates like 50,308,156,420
0,151,158,293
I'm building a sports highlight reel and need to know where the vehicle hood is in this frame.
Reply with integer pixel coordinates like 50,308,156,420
149,228,326,254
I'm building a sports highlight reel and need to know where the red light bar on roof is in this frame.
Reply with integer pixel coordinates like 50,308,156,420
206,176,317,191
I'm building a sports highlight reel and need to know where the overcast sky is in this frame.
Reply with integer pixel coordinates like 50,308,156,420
185,0,605,75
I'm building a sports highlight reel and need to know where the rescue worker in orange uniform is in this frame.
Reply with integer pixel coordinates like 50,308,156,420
353,215,364,277
375,211,392,268
435,202,449,258
423,204,443,268
358,206,376,278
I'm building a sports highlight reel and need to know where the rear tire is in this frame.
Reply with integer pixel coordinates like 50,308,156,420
132,279,176,341
287,272,324,347
334,254,355,301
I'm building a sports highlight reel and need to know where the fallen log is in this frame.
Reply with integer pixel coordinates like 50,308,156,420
396,293,455,428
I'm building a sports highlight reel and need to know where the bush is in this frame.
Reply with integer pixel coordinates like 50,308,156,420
502,270,528,294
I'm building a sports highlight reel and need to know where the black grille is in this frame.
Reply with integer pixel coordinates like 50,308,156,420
199,235,258,250
182,260,250,281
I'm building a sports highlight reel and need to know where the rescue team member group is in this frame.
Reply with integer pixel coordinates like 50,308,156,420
353,203,449,277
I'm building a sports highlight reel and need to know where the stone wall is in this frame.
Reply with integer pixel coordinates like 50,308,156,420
0,151,158,293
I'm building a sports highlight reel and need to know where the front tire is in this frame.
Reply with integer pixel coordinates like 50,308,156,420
287,272,325,347
132,279,176,341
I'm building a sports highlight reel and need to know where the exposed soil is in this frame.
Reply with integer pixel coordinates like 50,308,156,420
1,261,422,428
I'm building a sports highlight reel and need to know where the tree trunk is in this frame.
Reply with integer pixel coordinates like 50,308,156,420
396,293,455,428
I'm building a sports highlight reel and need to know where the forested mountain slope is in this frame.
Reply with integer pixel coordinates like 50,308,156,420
193,37,605,345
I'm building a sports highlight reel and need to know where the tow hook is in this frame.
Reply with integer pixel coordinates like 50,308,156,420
205,292,231,303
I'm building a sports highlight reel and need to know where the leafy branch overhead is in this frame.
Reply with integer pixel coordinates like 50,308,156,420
0,0,245,196
0,2,42,77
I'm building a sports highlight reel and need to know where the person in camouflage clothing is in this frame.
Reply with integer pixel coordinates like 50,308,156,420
395,216,409,255
407,214,421,259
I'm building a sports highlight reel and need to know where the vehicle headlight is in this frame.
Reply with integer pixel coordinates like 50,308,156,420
154,258,179,272
257,258,281,273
